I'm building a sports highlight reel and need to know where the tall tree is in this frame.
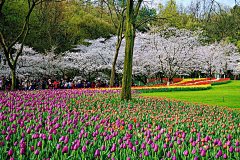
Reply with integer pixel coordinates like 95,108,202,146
104,0,126,87
0,0,41,90
120,0,143,100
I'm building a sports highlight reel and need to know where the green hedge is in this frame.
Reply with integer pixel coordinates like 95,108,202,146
211,80,231,86
136,86,212,93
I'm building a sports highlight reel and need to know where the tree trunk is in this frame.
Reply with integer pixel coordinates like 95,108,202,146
120,0,135,101
109,15,124,87
110,49,118,87
160,73,163,84
110,64,116,87
11,68,16,90
120,34,135,100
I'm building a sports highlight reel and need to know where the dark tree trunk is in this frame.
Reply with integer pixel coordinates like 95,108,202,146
11,68,16,90
120,0,135,101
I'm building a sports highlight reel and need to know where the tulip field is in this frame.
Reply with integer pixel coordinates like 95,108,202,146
0,89,240,160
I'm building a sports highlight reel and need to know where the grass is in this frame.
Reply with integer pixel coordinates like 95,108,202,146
140,80,240,109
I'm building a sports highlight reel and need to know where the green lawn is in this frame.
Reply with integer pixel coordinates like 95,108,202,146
141,80,240,109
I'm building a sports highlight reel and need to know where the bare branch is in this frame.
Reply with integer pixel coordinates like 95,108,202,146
134,0,143,19
0,0,5,13
136,17,166,29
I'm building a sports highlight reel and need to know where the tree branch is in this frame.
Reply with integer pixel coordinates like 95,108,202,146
0,0,5,13
9,1,36,49
134,0,143,20
14,21,30,68
136,17,166,29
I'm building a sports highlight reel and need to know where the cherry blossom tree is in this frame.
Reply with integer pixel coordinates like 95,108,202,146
196,41,238,79
233,62,240,80
147,25,203,84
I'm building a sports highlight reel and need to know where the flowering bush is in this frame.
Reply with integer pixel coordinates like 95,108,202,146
0,89,239,159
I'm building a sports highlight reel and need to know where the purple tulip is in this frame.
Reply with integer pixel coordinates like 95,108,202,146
129,142,133,149
82,145,87,152
177,139,181,145
121,143,125,149
86,140,90,145
167,151,171,158
48,134,52,140
217,150,222,156
8,149,13,156
20,148,25,155
189,137,193,143
227,134,231,140
201,150,206,157
136,122,140,128
192,149,196,154
223,154,227,159
236,141,239,146
5,134,10,141
144,150,149,156
111,143,116,152
192,141,196,147
151,143,155,149
128,124,133,130
226,141,231,146
132,146,137,152
95,149,100,157
194,157,198,160
141,143,146,149
173,136,177,141
56,144,61,150
236,147,240,152
163,143,167,149
172,155,176,160
34,149,39,155
10,157,14,160
154,144,159,152
60,144,67,153
183,150,189,156
31,146,34,152
101,145,106,151
148,139,153,145
26,128,31,134
108,154,111,158
135,140,139,145
229,146,233,152
37,141,42,147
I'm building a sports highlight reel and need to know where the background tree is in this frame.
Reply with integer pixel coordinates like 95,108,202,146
149,25,203,84
0,0,43,90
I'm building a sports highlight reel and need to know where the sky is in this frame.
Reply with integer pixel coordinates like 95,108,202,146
155,0,236,7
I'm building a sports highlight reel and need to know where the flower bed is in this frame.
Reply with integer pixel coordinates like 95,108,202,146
136,85,211,93
0,90,239,159
148,78,183,84
174,78,230,86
